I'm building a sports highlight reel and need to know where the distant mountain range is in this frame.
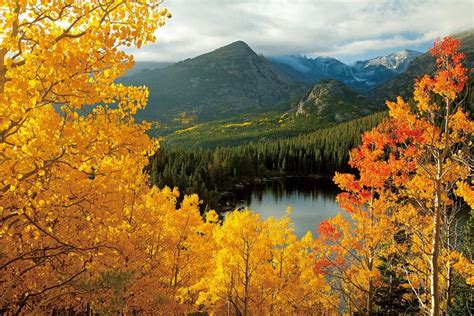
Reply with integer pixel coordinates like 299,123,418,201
370,29,474,104
268,49,422,92
353,49,421,72
121,29,473,137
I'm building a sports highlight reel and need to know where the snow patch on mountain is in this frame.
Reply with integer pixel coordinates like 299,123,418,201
353,50,422,73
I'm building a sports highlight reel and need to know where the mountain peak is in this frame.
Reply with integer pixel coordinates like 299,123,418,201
122,39,302,124
228,40,251,48
211,40,255,57
387,49,422,58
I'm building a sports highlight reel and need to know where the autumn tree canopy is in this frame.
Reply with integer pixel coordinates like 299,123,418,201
1,0,472,315
0,1,334,314
315,36,473,315
0,0,174,313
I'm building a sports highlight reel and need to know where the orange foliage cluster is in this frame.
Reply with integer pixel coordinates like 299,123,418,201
313,36,473,315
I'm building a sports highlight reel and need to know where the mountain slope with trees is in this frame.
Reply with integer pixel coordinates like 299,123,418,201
121,41,306,124
163,80,384,147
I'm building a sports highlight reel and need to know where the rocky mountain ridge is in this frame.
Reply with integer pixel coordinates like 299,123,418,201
268,50,422,92
294,79,381,122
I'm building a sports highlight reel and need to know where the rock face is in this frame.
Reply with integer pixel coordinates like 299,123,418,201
294,79,382,122
121,41,305,124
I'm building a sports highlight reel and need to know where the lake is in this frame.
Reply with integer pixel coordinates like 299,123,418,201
233,176,344,237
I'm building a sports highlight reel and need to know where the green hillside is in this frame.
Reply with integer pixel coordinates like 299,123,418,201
121,41,306,126
163,79,383,147
151,112,387,208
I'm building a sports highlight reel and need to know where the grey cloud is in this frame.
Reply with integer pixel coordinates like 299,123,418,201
128,0,474,63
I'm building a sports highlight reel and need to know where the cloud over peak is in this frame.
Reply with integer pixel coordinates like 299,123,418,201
130,0,473,64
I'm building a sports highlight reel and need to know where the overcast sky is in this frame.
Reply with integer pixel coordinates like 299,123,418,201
129,0,474,64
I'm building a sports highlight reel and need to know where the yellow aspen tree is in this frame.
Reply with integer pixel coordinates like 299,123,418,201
264,210,335,314
0,0,171,313
193,209,334,315
385,37,472,315
83,192,219,315
211,210,272,316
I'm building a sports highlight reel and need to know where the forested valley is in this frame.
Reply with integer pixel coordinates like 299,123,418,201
150,112,386,210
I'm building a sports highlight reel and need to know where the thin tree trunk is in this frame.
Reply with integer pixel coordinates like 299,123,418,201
367,189,374,315
227,272,233,316
446,220,453,313
446,262,453,313
429,90,452,316
367,276,373,315
428,94,452,316
243,259,249,316
430,176,442,316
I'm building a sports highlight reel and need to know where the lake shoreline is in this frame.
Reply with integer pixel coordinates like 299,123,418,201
217,173,336,212
217,175,343,237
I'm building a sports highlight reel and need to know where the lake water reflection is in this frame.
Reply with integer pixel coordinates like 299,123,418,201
234,176,344,237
